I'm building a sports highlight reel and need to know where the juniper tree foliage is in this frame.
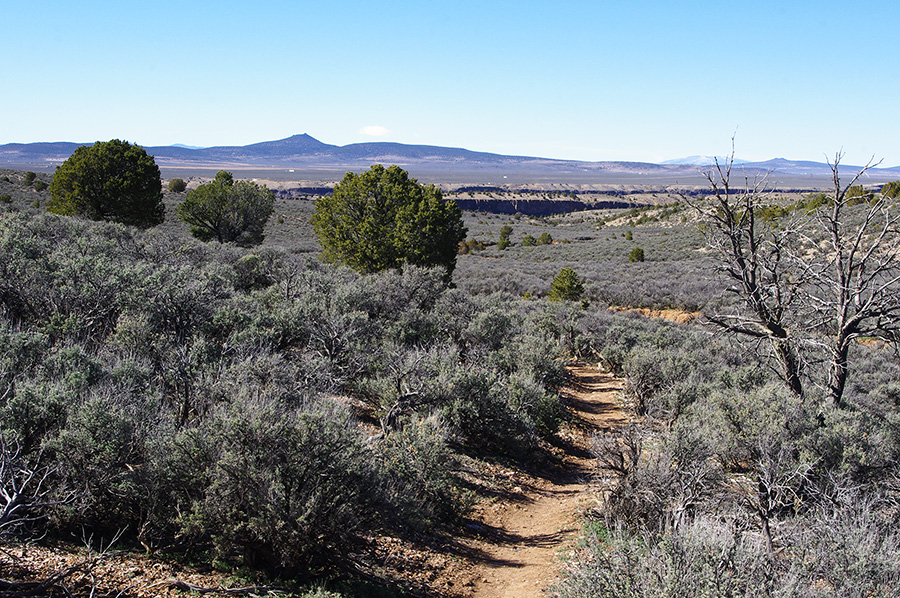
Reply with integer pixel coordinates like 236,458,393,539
167,178,187,193
498,225,512,250
311,164,466,277
47,139,164,228
882,180,900,199
176,170,275,247
548,266,584,302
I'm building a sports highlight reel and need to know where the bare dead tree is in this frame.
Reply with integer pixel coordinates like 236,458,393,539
729,444,815,558
0,436,76,541
790,153,900,407
683,145,804,397
378,347,427,434
687,144,900,409
592,423,643,480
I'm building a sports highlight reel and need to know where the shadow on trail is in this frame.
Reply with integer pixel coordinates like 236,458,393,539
448,363,628,597
466,521,579,551
545,433,594,465
568,372,621,391
563,393,626,430
456,476,543,506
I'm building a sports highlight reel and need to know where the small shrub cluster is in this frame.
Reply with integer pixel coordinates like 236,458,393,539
882,180,900,198
454,213,715,310
519,231,553,247
458,237,485,254
548,266,584,303
554,503,900,598
0,170,52,216
497,224,512,250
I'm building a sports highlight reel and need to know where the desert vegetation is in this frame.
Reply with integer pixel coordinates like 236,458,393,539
47,139,164,228
551,158,900,597
311,165,466,278
1,154,899,596
0,177,569,594
552,300,900,596
176,170,275,246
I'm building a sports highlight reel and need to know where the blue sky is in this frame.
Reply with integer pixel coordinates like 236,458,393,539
3,1,898,165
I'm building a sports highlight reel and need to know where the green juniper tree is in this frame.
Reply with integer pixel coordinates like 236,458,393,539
498,225,512,250
548,266,584,302
880,180,900,199
176,171,275,247
48,139,164,228
312,164,466,278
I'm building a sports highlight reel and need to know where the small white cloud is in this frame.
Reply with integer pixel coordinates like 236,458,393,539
359,125,391,137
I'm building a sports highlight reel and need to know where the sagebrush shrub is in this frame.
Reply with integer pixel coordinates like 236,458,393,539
372,414,467,524
183,397,377,572
0,209,585,576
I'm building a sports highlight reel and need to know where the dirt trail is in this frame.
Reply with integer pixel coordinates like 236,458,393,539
461,364,626,597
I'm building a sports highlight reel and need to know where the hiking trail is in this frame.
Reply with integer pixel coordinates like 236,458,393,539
459,363,627,597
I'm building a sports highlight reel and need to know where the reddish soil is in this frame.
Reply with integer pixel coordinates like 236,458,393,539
0,543,239,597
611,306,701,324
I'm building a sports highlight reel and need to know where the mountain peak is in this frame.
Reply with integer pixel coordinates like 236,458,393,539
239,133,336,155
280,133,321,143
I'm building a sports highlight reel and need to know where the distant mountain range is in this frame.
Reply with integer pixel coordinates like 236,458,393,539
3,134,899,181
662,156,749,166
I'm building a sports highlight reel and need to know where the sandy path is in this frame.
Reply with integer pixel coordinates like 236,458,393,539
461,365,626,597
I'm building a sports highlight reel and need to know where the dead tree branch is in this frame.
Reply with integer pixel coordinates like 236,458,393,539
683,142,804,397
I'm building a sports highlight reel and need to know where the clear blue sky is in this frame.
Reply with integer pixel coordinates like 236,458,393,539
3,1,898,166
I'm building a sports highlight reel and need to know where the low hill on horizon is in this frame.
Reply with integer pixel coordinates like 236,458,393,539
3,134,900,184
